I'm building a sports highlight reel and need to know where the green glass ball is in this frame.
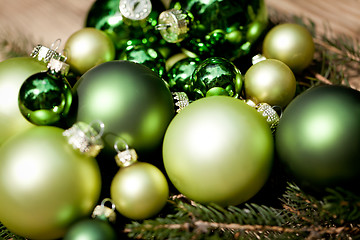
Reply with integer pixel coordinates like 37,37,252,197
163,96,274,206
276,85,360,190
263,23,315,73
18,71,72,126
110,162,169,220
0,126,101,239
64,218,117,240
64,27,115,75
0,57,47,145
166,57,201,94
244,59,296,108
71,61,175,154
191,57,243,100
119,44,166,78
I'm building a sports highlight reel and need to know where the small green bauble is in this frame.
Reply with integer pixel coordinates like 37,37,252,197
276,85,360,190
63,218,117,240
163,96,273,206
0,126,101,239
263,23,315,73
244,59,296,108
111,162,169,220
18,71,72,126
0,57,47,145
191,57,243,100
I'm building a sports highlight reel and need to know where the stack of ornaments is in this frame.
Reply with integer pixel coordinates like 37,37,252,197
0,0,359,239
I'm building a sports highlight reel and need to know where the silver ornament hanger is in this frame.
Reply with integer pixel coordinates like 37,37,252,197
114,139,138,167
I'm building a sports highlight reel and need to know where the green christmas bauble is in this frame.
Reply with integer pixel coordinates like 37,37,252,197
0,126,101,239
276,85,360,190
0,57,47,145
191,57,243,100
64,28,115,75
111,162,169,220
163,96,273,206
244,59,296,108
119,44,166,78
71,61,175,153
63,218,117,240
263,23,315,73
18,71,72,126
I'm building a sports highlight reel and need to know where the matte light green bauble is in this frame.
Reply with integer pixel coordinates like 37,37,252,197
63,218,117,240
263,23,315,73
111,162,169,220
0,57,47,145
191,57,243,100
64,28,115,75
276,85,360,190
119,44,166,78
71,61,175,153
0,126,101,239
163,96,273,206
18,71,72,126
244,59,296,108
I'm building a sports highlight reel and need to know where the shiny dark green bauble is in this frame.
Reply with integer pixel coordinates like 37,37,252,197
18,71,72,126
276,85,360,190
119,44,166,78
167,57,201,95
191,57,242,100
63,219,117,240
71,61,175,153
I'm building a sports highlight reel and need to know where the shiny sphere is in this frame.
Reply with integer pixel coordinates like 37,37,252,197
71,61,174,154
110,162,169,220
18,71,72,126
191,57,243,100
276,85,360,189
63,219,117,240
244,59,296,108
0,57,47,145
0,126,101,239
64,27,115,75
163,96,274,206
263,23,315,73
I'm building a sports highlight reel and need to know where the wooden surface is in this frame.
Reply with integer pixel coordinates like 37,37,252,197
0,0,359,86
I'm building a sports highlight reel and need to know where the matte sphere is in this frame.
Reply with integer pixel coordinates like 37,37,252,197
276,85,360,189
65,27,115,75
263,23,315,73
63,219,117,240
0,57,47,145
111,162,169,220
0,126,101,239
72,61,175,153
244,59,296,108
163,96,274,206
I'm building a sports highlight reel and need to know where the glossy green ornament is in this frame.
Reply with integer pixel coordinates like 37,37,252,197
119,44,166,78
71,61,175,153
0,126,101,239
167,57,201,95
63,218,117,240
85,0,168,54
0,57,47,145
191,57,243,100
244,59,296,108
163,96,274,206
18,70,72,126
157,0,268,60
111,161,169,219
276,85,360,190
263,23,315,73
64,28,115,75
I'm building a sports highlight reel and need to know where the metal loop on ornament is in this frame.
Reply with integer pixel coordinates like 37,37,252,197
50,38,61,52
92,198,116,223
252,54,267,65
114,139,138,167
155,23,171,31
62,120,105,157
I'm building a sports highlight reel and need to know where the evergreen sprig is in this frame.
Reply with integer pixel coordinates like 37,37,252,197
124,183,360,240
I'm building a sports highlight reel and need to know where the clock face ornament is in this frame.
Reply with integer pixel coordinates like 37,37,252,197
119,0,152,20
